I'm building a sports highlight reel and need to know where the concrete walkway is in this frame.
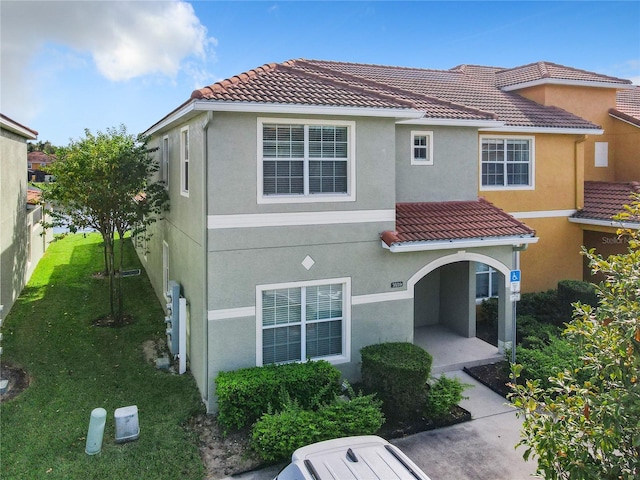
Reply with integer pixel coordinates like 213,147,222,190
392,370,540,479
226,370,540,480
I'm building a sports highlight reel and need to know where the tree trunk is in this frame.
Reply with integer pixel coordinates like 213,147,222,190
116,228,125,324
103,233,117,320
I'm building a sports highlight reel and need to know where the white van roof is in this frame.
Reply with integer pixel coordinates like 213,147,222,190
276,435,432,480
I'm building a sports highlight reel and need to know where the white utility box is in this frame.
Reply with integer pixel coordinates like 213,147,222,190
114,405,140,443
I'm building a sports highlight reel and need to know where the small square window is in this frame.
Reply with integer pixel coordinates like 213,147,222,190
411,131,433,165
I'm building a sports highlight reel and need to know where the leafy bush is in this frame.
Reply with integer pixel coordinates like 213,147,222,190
516,315,562,348
516,335,583,389
518,289,562,326
557,279,598,322
424,375,468,420
250,393,384,463
215,360,341,432
360,343,432,420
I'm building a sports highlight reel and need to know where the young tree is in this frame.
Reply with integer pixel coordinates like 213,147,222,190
42,126,169,325
510,193,640,479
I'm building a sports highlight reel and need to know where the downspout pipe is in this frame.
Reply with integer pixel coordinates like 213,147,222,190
575,135,587,210
201,111,212,406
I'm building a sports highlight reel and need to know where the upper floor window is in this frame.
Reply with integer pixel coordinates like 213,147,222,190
258,118,356,204
180,126,189,197
257,278,350,365
411,131,433,165
595,142,608,167
480,136,534,189
162,135,169,188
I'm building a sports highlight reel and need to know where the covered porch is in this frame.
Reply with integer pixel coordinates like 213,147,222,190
414,324,503,374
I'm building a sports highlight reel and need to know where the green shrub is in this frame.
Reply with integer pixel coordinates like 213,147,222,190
516,335,582,389
360,342,432,421
516,315,562,348
518,289,562,326
250,393,384,463
557,279,598,322
424,375,468,420
215,360,341,432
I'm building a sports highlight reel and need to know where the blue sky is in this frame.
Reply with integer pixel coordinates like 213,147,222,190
2,1,639,147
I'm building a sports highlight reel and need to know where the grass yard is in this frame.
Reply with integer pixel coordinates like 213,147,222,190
0,233,205,479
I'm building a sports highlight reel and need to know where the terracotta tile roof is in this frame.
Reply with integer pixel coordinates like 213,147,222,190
572,181,640,222
28,151,54,165
610,86,640,127
191,63,415,110
27,187,42,205
381,198,536,246
196,58,602,129
494,61,632,89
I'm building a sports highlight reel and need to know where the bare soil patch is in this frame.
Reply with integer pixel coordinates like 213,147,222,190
0,361,30,402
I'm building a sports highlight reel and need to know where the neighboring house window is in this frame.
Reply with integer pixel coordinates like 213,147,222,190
595,142,608,167
162,241,169,297
180,127,189,196
28,162,32,169
257,118,355,203
162,135,170,187
411,131,433,165
480,136,534,189
476,263,499,300
257,278,350,365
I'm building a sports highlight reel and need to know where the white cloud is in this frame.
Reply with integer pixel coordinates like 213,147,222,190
1,0,215,120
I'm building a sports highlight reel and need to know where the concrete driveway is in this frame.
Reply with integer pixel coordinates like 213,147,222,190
392,370,540,479
227,370,540,480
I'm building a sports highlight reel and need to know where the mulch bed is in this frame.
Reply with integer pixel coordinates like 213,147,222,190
464,360,512,398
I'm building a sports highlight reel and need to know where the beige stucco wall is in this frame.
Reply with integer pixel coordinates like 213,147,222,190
611,118,640,181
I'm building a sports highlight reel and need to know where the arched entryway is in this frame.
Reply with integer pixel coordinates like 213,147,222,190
408,251,512,373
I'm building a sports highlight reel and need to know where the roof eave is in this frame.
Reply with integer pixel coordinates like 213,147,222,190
480,126,604,135
568,217,640,230
0,115,38,140
501,78,635,91
609,110,640,128
396,118,505,128
382,235,539,253
144,100,424,136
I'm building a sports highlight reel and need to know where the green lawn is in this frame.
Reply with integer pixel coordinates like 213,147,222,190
1,233,205,479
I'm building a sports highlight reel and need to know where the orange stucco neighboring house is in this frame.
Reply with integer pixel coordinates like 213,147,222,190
455,62,637,292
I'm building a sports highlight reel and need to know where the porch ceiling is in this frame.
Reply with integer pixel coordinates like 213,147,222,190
381,198,536,248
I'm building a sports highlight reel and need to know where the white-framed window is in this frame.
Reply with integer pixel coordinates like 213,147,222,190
256,277,351,365
595,142,608,167
162,135,170,188
162,241,169,298
411,131,433,165
180,126,189,197
480,135,534,189
476,263,499,300
257,118,356,204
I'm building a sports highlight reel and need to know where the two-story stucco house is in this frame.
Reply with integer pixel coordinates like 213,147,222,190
138,60,638,411
1,114,52,320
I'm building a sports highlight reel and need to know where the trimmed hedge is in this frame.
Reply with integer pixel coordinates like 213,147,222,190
215,360,341,432
557,280,598,322
361,342,432,420
250,394,384,463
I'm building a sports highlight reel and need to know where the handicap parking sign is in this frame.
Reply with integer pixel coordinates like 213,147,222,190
510,270,521,283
